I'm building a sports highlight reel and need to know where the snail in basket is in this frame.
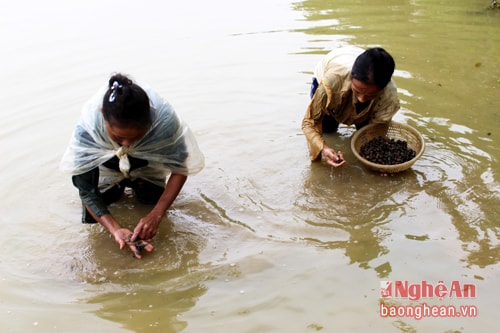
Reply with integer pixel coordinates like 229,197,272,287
360,136,416,165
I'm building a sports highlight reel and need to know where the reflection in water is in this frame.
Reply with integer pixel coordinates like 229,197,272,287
73,198,241,333
296,141,422,275
44,189,202,331
412,117,500,269
87,283,207,332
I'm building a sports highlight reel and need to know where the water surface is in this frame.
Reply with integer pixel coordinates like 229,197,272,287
1,0,499,332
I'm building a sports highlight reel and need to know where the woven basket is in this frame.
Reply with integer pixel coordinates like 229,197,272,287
350,122,425,173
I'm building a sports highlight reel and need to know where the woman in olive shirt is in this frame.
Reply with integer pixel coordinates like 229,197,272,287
302,46,400,167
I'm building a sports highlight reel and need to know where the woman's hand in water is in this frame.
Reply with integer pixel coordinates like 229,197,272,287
132,213,162,244
114,228,154,259
322,145,346,167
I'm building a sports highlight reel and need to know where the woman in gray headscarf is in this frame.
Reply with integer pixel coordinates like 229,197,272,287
61,73,204,258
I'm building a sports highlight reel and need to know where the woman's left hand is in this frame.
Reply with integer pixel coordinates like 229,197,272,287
131,174,187,242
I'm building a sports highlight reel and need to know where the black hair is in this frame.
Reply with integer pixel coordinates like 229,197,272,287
102,73,151,128
351,48,395,89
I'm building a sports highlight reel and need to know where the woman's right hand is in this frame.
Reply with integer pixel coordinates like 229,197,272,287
321,145,346,168
113,228,154,259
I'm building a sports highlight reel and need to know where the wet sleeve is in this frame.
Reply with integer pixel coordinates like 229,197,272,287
301,82,329,161
72,168,110,217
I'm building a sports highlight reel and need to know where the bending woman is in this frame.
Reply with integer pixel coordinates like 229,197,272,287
302,46,400,168
60,73,204,259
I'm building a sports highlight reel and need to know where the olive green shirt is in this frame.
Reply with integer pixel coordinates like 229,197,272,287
302,53,400,161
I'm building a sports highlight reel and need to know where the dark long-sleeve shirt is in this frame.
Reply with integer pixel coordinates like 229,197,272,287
72,156,149,217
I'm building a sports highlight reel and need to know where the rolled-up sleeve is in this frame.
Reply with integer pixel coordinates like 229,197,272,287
301,82,330,161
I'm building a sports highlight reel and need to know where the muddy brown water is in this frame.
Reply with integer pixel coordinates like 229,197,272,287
1,0,499,332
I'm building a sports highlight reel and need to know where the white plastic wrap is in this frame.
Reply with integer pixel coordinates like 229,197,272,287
60,84,204,187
